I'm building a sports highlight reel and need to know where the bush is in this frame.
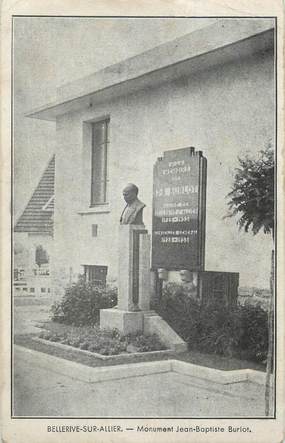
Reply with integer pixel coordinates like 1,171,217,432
238,304,268,362
157,283,268,363
51,277,118,326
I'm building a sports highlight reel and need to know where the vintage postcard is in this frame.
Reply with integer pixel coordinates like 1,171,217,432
1,1,284,442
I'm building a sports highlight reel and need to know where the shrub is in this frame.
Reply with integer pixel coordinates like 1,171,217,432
51,277,118,326
157,283,268,363
238,304,268,362
39,325,165,355
157,283,201,343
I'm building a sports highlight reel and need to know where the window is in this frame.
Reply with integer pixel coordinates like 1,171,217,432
91,119,109,205
83,265,108,286
35,245,49,267
91,224,98,237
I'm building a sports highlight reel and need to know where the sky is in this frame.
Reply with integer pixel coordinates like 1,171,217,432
13,16,217,221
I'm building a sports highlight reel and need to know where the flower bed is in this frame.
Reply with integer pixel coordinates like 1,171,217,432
38,324,166,356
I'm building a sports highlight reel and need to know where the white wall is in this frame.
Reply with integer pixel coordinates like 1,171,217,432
14,232,53,295
53,48,274,293
14,233,53,272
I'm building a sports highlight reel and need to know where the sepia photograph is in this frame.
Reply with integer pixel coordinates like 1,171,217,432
12,15,276,419
1,7,283,441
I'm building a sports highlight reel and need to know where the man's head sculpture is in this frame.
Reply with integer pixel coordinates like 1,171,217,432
122,183,139,205
120,183,146,225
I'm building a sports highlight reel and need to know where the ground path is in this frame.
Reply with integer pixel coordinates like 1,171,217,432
14,345,265,417
13,297,266,417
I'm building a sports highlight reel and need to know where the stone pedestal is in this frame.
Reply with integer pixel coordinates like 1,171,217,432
138,233,151,311
100,224,188,350
100,309,143,335
117,224,150,311
100,224,151,334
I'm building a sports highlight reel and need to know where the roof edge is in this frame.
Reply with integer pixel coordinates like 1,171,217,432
26,19,274,121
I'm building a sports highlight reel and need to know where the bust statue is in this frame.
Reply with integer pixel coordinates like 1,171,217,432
120,183,146,225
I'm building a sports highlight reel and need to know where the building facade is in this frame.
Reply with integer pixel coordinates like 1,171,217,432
28,19,275,294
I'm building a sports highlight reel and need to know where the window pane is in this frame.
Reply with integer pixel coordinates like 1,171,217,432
93,121,105,145
84,265,108,285
91,120,109,205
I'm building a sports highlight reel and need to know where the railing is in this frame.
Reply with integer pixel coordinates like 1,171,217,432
33,267,50,276
14,267,50,280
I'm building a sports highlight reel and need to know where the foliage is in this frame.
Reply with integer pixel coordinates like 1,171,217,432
237,304,269,362
159,283,201,343
125,332,166,352
225,143,274,414
51,277,118,326
225,143,274,235
157,283,268,363
39,325,166,355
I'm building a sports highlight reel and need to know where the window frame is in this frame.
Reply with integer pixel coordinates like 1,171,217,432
90,118,110,207
83,265,108,286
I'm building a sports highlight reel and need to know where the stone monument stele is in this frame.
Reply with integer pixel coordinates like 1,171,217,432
151,146,239,307
100,183,151,333
152,147,207,271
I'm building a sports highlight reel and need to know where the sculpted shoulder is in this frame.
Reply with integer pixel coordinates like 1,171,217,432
120,184,146,225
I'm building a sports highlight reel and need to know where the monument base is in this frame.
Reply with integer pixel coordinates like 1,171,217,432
144,311,188,353
100,308,143,335
100,308,187,352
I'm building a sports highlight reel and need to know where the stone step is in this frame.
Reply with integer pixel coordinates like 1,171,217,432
143,313,188,353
